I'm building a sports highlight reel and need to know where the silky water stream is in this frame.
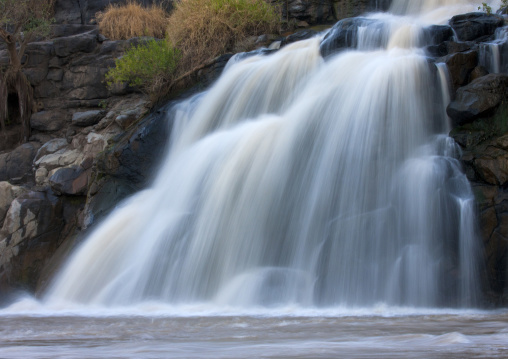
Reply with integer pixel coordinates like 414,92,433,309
1,0,508,358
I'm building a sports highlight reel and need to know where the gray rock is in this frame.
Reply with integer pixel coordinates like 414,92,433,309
114,106,148,130
30,110,67,132
35,148,81,171
0,143,40,183
34,138,69,162
49,166,88,195
72,110,105,127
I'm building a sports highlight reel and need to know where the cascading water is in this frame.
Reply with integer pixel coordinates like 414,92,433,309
479,26,508,74
45,0,491,309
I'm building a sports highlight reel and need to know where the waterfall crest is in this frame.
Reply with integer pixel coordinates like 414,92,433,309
45,0,488,308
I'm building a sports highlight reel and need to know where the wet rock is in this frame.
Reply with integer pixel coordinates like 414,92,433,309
445,50,478,91
449,12,504,41
469,65,489,82
422,25,454,46
285,29,318,45
320,17,381,58
30,110,68,132
72,110,105,127
447,74,508,126
474,155,508,186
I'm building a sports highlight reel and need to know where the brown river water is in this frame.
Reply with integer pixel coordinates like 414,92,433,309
1,302,508,358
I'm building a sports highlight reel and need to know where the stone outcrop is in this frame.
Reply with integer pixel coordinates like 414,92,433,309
450,12,505,41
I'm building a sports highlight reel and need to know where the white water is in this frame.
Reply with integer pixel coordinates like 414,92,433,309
40,0,496,309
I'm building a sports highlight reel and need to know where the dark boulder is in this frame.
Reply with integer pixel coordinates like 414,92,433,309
447,74,508,126
449,12,504,41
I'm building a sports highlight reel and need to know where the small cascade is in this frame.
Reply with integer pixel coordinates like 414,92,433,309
480,26,508,74
44,0,493,309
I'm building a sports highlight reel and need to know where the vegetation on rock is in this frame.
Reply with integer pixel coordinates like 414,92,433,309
167,0,280,71
97,1,168,40
104,0,281,102
105,38,180,101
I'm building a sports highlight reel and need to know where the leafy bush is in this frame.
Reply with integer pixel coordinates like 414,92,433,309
105,38,180,100
167,0,280,71
97,1,168,40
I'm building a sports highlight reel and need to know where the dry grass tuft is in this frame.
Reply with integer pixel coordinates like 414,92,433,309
97,1,168,40
167,0,280,71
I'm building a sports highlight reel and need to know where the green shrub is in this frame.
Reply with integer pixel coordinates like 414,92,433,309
105,38,180,100
167,0,280,71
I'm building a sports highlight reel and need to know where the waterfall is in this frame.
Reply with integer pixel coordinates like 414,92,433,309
45,0,489,308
